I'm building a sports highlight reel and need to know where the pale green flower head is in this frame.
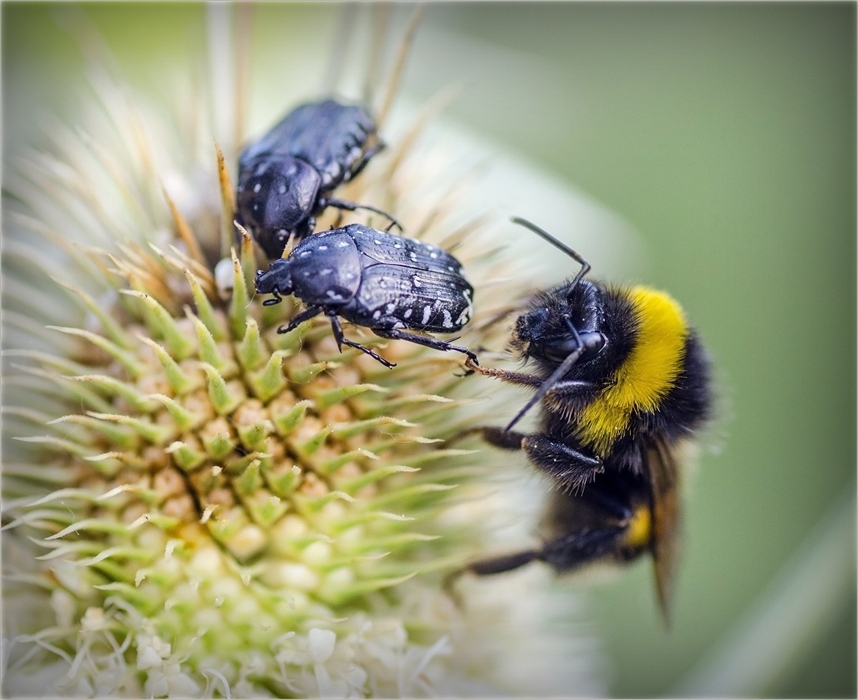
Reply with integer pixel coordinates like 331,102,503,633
2,6,623,697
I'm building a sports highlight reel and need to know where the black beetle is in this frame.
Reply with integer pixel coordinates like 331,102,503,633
237,98,399,259
255,223,477,368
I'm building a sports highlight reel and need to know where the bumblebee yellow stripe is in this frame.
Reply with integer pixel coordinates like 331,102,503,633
576,287,687,455
623,503,653,549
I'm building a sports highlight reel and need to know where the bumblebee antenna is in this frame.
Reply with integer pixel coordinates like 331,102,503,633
502,218,596,432
510,217,591,290
505,317,585,433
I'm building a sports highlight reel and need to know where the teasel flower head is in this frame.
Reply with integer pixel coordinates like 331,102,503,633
2,7,611,697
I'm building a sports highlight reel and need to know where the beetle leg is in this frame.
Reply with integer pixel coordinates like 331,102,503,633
301,218,316,239
372,328,477,363
326,312,346,353
347,141,385,181
278,305,323,334
327,313,397,368
322,198,403,233
262,290,283,307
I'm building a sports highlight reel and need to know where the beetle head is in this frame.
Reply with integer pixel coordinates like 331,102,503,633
237,155,321,258
255,258,294,301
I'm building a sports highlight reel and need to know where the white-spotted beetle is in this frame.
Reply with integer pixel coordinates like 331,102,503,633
237,99,400,259
255,223,477,368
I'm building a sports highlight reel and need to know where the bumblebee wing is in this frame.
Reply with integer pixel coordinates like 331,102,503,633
647,437,682,625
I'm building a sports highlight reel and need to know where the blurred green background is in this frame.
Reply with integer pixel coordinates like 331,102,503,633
3,3,855,697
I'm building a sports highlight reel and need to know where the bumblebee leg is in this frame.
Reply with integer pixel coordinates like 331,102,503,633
443,547,537,608
464,363,545,389
458,527,624,583
581,483,636,521
521,434,603,492
465,549,539,576
477,426,528,450
529,379,598,417
461,527,623,579
327,313,396,369
373,328,478,364
278,305,323,334
538,527,625,571
445,425,526,449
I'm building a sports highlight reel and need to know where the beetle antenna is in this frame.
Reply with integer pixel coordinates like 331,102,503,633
510,217,591,290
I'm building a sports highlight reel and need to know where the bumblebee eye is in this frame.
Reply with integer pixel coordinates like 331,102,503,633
541,338,580,364
579,331,606,359
540,331,605,365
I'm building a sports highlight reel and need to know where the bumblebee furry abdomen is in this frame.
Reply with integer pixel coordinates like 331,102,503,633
537,469,654,570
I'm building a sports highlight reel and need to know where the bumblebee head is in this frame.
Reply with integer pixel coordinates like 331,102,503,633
513,280,608,368
503,217,638,432
508,217,605,366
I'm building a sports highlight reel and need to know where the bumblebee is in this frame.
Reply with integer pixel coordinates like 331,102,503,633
464,218,712,621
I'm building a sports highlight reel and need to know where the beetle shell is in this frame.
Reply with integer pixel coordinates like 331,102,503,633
237,99,380,259
287,229,363,304
240,100,375,188
287,224,474,332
